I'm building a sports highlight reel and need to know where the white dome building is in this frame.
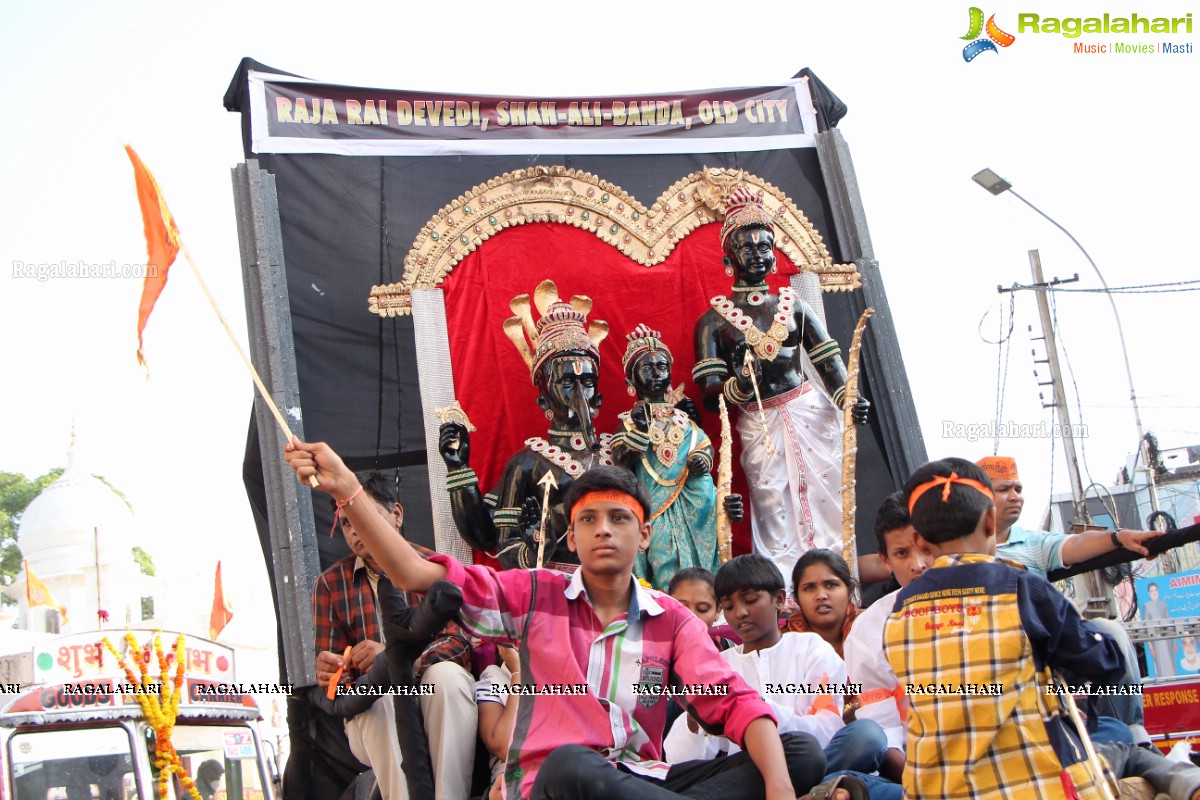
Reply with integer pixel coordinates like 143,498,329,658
15,437,143,632
1,435,287,755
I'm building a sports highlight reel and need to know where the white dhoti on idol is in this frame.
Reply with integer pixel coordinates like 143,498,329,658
736,382,842,587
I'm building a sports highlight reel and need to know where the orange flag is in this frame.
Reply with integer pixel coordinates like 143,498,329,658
25,559,68,624
209,561,234,640
125,145,182,373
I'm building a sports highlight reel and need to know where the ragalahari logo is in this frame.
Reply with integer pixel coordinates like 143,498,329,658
962,7,1016,61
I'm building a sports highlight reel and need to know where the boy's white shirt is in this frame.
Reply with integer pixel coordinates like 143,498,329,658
664,630,846,763
842,588,907,751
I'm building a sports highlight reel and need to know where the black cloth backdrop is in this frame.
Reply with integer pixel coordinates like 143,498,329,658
224,57,896,595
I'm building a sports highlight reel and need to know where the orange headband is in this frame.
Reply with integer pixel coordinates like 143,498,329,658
907,472,995,514
570,490,646,526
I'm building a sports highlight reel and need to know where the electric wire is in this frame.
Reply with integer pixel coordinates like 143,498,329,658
376,160,387,462
1011,278,1200,294
1047,389,1057,526
993,308,1005,454
386,166,407,486
1047,278,1200,294
979,295,1015,454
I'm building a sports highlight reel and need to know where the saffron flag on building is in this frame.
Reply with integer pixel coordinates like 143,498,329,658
24,559,68,624
125,144,182,373
209,561,234,639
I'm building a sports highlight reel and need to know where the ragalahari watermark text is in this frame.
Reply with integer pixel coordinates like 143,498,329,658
12,260,160,282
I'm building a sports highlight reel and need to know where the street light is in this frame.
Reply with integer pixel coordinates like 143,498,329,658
971,167,1159,518
970,168,1011,195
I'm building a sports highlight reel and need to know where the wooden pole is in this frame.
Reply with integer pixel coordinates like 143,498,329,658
840,308,874,597
94,527,103,629
180,245,317,487
1055,674,1118,800
716,395,733,563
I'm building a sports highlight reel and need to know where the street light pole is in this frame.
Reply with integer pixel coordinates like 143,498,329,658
971,168,1160,519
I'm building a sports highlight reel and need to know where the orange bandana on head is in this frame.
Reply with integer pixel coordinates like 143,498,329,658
907,472,995,514
570,490,646,526
976,456,1019,483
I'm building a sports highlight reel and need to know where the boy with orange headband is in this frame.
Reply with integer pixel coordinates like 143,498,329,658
286,440,831,800
883,457,1126,799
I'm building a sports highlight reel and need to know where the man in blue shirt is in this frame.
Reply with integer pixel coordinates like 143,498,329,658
978,456,1161,741
977,456,1162,575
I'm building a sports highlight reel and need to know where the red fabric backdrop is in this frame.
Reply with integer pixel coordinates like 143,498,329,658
440,221,803,561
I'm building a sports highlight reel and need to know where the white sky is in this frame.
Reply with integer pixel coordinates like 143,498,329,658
1,1,1196,656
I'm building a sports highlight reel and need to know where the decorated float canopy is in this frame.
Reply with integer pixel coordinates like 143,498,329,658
223,60,926,674
0,631,260,723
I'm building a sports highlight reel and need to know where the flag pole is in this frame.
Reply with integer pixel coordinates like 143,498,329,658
94,528,103,629
177,247,319,489
181,245,294,436
125,145,316,487
179,245,318,487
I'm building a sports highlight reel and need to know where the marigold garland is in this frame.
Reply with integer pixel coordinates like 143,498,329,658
102,632,202,800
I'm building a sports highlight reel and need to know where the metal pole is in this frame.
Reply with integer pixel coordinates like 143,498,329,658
231,160,320,686
1007,190,1160,518
815,129,928,480
94,527,102,629
1027,251,1112,616
1028,251,1086,516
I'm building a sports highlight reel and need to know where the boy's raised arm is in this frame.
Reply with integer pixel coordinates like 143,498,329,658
284,438,447,593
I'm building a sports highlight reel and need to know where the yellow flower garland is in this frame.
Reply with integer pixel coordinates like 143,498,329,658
102,632,202,800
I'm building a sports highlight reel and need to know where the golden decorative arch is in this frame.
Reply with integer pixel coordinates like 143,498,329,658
368,166,860,317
